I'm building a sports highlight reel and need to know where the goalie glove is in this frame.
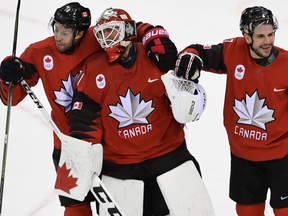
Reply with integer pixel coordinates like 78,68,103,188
161,70,207,124
175,52,203,83
54,135,103,201
138,22,177,72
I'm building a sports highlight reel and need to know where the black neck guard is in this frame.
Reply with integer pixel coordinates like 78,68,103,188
116,44,137,68
253,47,278,66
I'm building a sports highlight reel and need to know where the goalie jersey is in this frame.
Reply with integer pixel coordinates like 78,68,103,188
69,43,185,164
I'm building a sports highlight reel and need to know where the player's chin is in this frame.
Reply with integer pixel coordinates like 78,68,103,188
56,46,69,53
261,47,272,57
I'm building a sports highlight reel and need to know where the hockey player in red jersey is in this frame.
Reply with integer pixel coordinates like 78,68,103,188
68,7,214,216
0,2,178,216
175,6,288,216
0,3,98,215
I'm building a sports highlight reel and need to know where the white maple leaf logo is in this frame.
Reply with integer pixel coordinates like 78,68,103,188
108,88,155,128
233,90,275,130
53,72,78,113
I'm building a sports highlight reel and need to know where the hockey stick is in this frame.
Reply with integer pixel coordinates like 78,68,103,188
20,80,125,216
0,0,21,214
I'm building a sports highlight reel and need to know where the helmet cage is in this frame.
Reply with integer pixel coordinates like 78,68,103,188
93,21,126,49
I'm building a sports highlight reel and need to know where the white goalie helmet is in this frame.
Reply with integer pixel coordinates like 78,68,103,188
161,70,207,124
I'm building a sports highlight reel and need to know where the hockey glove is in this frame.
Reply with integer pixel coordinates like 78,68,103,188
140,23,177,72
0,56,25,85
161,70,207,123
175,52,203,83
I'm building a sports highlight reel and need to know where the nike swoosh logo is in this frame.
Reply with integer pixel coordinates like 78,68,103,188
281,196,288,200
274,88,286,92
148,78,159,83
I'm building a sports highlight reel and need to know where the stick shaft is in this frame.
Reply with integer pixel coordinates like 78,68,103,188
0,0,21,214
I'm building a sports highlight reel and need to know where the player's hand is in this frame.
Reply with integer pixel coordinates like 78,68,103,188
0,56,25,85
175,52,203,83
141,24,177,72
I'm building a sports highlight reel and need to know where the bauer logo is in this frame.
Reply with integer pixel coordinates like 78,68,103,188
235,65,245,80
189,101,195,115
43,55,53,70
142,29,169,46
96,74,106,89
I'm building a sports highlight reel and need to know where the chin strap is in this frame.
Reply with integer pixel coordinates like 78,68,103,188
248,33,256,55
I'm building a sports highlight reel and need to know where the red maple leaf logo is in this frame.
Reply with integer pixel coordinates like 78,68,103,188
237,67,243,73
97,76,103,82
55,163,78,194
45,57,51,63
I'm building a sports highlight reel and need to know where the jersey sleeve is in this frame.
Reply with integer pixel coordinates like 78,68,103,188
181,43,227,74
136,22,153,41
69,67,103,144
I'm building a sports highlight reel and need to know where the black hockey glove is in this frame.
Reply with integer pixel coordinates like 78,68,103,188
141,24,177,72
175,52,203,83
0,56,25,85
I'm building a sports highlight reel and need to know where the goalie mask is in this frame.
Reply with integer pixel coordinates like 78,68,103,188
93,8,137,62
161,70,207,124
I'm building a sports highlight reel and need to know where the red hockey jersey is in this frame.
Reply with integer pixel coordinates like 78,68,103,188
72,43,185,164
189,37,288,161
0,27,101,149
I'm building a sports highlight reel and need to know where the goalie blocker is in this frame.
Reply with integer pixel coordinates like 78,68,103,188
161,70,207,124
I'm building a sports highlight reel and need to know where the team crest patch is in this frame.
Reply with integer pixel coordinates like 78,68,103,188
96,74,106,89
235,64,245,80
43,55,53,70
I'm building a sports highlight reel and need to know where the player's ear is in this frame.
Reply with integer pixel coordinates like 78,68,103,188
243,33,252,45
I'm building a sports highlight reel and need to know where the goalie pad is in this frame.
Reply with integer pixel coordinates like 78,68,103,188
99,175,144,216
54,133,103,201
161,70,207,124
157,161,215,216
